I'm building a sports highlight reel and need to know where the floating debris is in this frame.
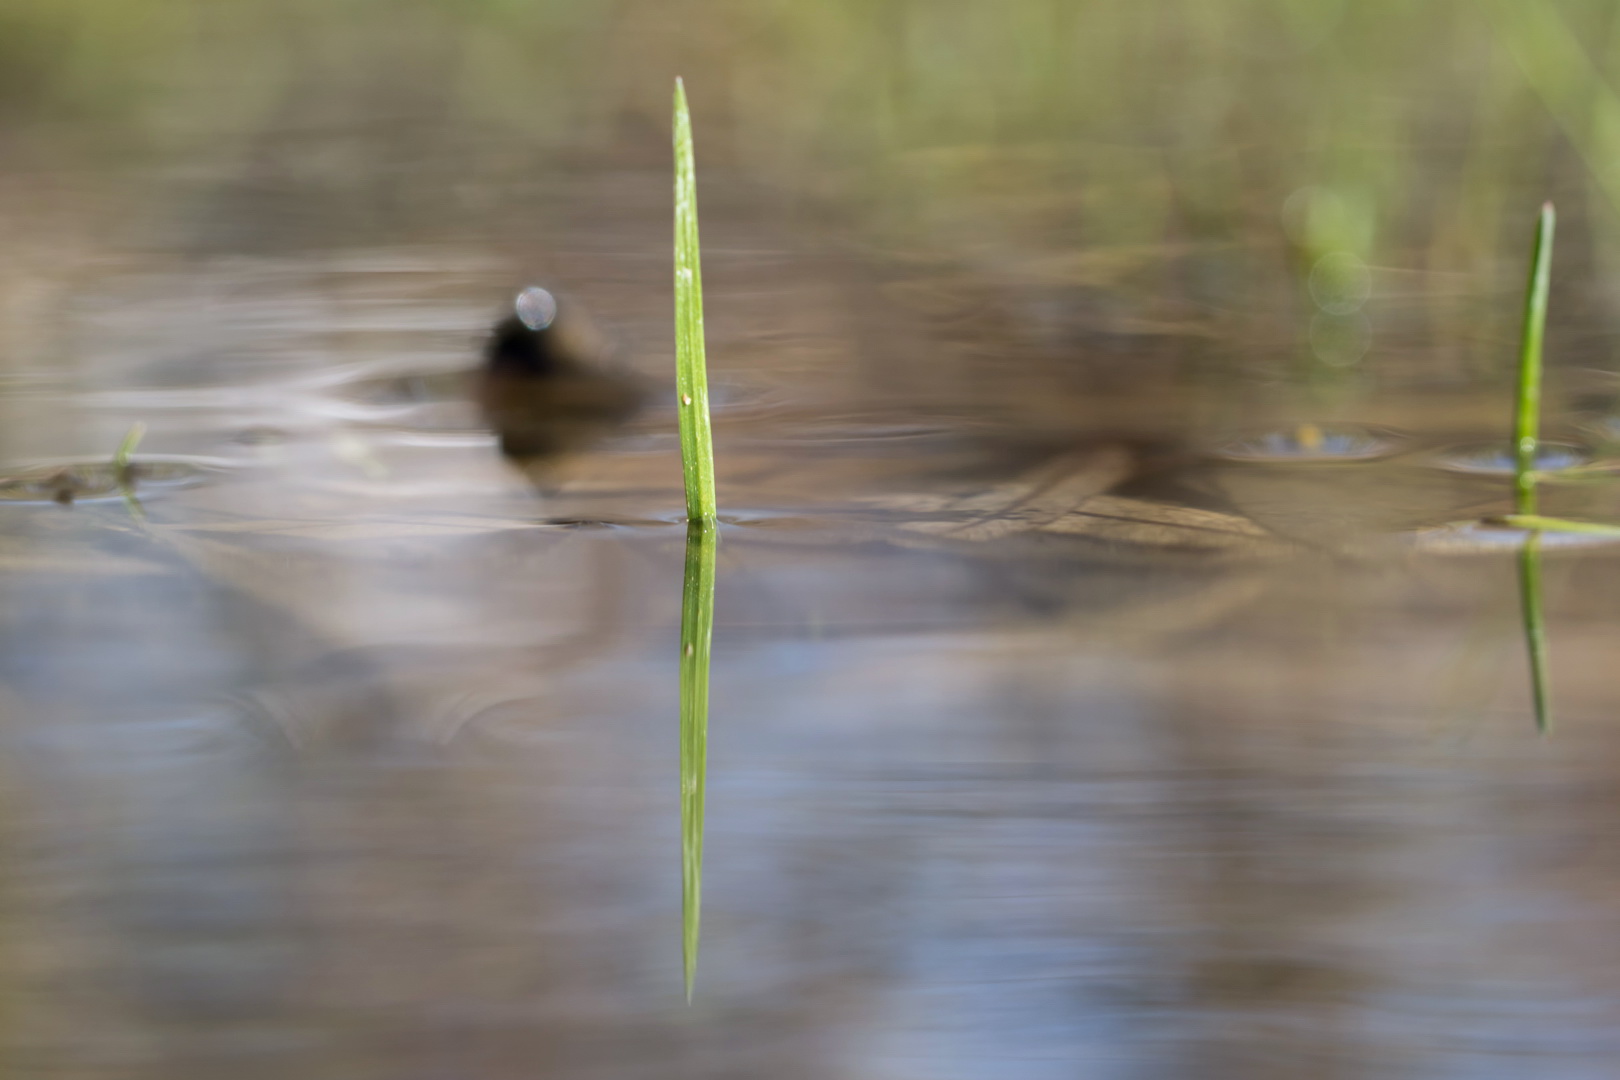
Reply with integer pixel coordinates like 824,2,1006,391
0,460,211,505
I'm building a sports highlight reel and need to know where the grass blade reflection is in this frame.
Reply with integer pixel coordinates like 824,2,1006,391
1517,531,1551,734
679,519,718,999
114,422,147,520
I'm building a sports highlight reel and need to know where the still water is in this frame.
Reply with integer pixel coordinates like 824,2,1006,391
8,4,1620,1072
0,159,1614,1079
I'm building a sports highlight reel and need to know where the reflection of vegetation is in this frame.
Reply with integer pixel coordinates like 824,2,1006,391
1517,534,1550,733
114,421,147,520
674,79,720,999
1487,207,1620,538
1507,206,1554,732
679,520,717,1000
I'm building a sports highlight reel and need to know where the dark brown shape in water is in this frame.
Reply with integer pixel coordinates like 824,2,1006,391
476,288,644,462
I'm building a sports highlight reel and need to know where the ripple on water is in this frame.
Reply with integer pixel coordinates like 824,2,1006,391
337,368,472,407
1215,423,1404,462
1428,441,1589,475
1581,413,1620,443
0,458,217,504
320,369,485,431
1407,520,1620,555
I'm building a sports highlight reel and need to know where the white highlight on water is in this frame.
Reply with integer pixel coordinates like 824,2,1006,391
515,286,558,331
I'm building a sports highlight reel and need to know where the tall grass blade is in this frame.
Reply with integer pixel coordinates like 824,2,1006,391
1517,532,1551,733
1514,203,1555,513
674,78,717,525
679,519,718,999
114,422,145,480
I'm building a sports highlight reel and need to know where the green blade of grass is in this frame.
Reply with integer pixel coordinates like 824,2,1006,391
674,78,717,525
114,422,147,520
1492,513,1620,536
1513,203,1555,513
679,519,718,1000
114,422,145,479
1517,532,1551,733
1504,205,1557,732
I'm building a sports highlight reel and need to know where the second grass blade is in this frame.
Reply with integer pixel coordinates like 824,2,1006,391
1514,203,1555,513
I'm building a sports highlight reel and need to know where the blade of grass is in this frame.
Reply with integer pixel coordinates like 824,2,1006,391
674,78,717,525
114,422,147,520
679,519,718,1000
1506,205,1557,733
1517,532,1551,733
1491,513,1620,536
114,422,145,482
1513,203,1555,513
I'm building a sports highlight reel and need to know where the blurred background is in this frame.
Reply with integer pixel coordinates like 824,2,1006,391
3,2,1620,1078
8,1,1620,427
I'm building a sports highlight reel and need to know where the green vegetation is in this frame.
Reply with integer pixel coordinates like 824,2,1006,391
114,422,147,519
674,77,718,999
1518,535,1551,734
678,520,717,1000
19,1,1620,304
1513,204,1555,513
1485,203,1620,732
113,421,145,483
673,77,717,526
1493,203,1620,538
1494,514,1620,537
1503,206,1556,733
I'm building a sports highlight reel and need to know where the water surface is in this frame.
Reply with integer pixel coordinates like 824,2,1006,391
5,7,1620,1074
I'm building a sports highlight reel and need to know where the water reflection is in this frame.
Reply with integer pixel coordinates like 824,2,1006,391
1517,533,1551,733
1215,423,1402,463
13,1,1620,1072
4,238,1620,1071
477,287,643,465
679,520,717,998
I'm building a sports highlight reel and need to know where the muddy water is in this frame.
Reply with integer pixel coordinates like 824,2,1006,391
3,156,1620,1080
